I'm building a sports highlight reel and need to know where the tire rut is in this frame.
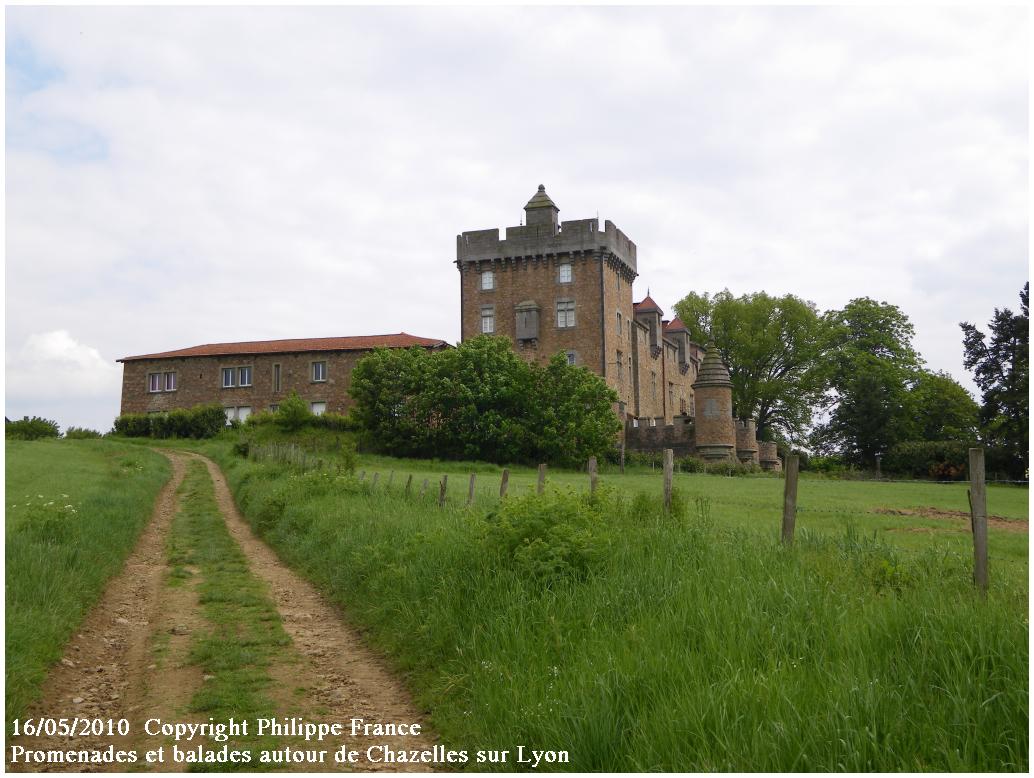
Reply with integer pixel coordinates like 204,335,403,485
7,451,196,772
191,453,436,772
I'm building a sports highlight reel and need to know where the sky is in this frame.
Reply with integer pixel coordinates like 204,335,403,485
5,5,1029,433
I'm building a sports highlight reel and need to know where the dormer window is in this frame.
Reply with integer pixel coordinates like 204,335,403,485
558,263,572,284
481,269,494,290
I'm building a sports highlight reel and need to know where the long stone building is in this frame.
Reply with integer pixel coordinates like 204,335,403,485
117,334,448,422
117,185,780,468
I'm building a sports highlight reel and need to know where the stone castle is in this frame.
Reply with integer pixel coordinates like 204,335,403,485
456,186,780,470
117,184,780,469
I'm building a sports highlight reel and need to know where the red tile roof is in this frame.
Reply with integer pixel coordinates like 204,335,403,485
633,295,663,314
118,333,449,362
664,317,689,333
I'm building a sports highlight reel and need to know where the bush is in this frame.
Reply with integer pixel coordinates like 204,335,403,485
883,440,973,481
6,416,60,440
64,427,102,439
112,403,227,439
481,489,612,582
703,460,761,477
276,392,312,433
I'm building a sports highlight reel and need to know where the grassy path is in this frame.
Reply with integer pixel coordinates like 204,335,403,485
8,451,435,773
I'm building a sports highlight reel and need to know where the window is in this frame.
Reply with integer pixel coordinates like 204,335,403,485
149,371,176,392
481,269,494,290
566,351,577,366
651,371,657,400
269,404,279,413
238,366,252,387
617,311,622,337
273,363,281,392
223,406,251,424
632,418,640,428
616,351,623,381
481,306,495,334
668,382,675,407
558,263,572,283
221,367,235,388
310,401,326,416
312,361,327,382
556,299,575,328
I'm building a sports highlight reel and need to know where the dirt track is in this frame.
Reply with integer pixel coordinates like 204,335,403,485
8,451,434,772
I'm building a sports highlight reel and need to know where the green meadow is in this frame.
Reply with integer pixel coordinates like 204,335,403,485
201,440,1028,771
5,439,170,723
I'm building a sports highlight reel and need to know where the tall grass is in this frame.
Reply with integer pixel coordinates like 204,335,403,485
212,448,1028,772
5,440,170,724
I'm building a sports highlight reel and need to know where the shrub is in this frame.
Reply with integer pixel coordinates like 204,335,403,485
6,416,60,440
481,489,612,582
64,427,102,439
112,403,227,439
883,440,973,481
276,392,312,433
703,460,760,477
113,413,151,437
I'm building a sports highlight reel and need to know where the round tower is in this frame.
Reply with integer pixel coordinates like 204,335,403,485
691,346,737,462
735,418,760,464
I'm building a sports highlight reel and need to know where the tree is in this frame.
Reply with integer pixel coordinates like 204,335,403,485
673,289,827,442
811,298,922,466
349,336,621,466
905,370,979,442
960,282,1029,478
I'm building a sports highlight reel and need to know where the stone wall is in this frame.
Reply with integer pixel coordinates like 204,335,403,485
120,350,371,417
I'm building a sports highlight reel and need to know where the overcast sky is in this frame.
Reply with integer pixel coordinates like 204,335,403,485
5,5,1029,432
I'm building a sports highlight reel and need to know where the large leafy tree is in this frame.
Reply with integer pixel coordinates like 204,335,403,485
811,297,922,466
904,370,980,442
960,283,1029,478
673,290,827,442
349,336,620,466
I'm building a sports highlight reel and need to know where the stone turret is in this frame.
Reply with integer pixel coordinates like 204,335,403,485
523,184,559,232
735,418,760,464
691,346,736,462
758,441,782,472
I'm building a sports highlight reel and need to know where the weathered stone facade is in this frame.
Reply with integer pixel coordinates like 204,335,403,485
461,186,780,471
457,186,696,425
118,334,448,420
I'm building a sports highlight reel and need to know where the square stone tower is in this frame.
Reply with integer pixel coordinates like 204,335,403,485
456,186,640,406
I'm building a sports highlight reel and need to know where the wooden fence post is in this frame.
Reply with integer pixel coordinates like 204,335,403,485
969,447,989,595
782,454,800,545
371,472,379,489
467,474,476,506
537,464,547,494
420,478,429,497
359,471,366,482
405,474,413,494
588,456,598,497
499,469,509,499
663,448,674,512
438,475,448,508
620,440,626,475
387,471,394,488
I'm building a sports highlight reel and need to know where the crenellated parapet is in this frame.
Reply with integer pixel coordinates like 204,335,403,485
456,217,637,277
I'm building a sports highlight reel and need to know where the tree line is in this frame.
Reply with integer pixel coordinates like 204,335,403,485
674,283,1028,479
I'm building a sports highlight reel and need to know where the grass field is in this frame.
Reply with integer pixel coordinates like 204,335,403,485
199,439,1028,771
5,439,170,724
